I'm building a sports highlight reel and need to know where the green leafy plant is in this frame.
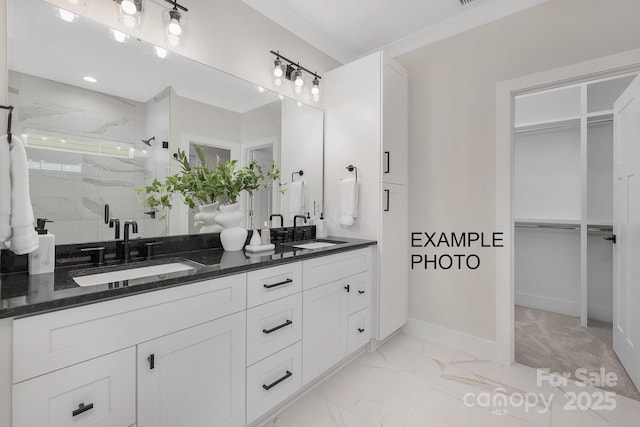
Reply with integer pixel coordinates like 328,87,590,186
135,146,285,219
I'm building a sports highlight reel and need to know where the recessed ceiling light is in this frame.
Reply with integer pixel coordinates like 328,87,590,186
83,76,97,83
109,28,130,43
57,8,77,23
153,46,169,59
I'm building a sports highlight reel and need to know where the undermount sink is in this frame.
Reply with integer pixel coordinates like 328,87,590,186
72,261,202,287
290,239,345,250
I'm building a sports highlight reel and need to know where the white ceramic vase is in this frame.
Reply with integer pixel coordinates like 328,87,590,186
194,201,223,233
217,202,247,251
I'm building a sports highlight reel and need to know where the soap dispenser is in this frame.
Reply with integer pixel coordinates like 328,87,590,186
261,221,271,245
28,218,55,275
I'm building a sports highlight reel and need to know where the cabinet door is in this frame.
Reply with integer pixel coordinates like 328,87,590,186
13,347,136,427
382,58,408,185
379,184,408,340
302,280,348,385
138,312,246,427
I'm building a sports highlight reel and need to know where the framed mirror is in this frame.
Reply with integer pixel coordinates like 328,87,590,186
7,0,324,244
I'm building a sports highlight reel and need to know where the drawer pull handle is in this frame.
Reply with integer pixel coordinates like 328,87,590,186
358,328,365,333
344,284,350,293
358,290,365,294
384,151,390,174
72,402,94,417
148,354,155,370
263,370,293,391
263,320,293,334
264,278,293,289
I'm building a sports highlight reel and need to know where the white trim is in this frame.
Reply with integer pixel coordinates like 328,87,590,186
515,293,580,317
382,0,549,59
402,318,499,362
496,48,640,366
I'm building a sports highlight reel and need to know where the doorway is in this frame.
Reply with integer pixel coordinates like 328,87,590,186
509,70,640,399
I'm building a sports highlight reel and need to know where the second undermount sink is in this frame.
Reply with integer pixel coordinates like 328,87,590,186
290,239,345,250
72,261,202,287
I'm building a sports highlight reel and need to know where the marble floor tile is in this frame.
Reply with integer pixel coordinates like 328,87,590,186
261,332,640,427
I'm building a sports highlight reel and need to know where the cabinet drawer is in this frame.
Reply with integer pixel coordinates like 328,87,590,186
347,307,371,354
246,342,302,424
13,347,136,427
247,262,302,307
247,293,302,366
303,248,371,290
14,274,246,383
346,271,371,314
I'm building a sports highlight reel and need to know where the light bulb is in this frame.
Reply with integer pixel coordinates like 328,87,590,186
167,34,180,47
168,19,182,36
273,59,284,77
110,28,129,43
293,70,304,87
274,77,283,87
154,46,169,59
311,78,320,95
57,8,77,22
121,0,137,15
122,14,137,28
83,76,97,83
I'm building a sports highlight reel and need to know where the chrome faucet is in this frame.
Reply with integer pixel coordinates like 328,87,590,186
293,215,307,241
122,220,138,262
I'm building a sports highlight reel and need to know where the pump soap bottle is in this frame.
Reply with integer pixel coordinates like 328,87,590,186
29,218,55,275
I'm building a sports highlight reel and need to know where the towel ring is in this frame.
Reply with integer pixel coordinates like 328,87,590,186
346,165,358,182
291,170,304,181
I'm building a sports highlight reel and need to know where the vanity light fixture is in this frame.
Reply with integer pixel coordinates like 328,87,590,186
163,0,189,47
57,8,78,23
270,51,321,101
114,0,144,29
109,28,130,43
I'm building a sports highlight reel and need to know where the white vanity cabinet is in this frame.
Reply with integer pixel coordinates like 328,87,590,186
11,274,248,427
325,50,409,343
301,249,373,385
138,312,246,427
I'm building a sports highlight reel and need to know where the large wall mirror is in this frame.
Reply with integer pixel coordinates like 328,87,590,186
7,0,324,244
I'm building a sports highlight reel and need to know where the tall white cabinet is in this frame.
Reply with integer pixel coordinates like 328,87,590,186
324,50,409,342
514,73,637,325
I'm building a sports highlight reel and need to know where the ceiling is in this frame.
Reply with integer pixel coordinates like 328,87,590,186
242,0,549,63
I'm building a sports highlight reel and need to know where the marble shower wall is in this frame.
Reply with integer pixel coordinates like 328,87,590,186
8,71,169,244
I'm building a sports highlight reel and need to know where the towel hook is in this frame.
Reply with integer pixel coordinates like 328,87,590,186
291,170,304,181
346,165,358,182
1,105,13,144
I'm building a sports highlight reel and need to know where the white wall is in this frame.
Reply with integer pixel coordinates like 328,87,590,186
396,0,640,342
40,0,339,106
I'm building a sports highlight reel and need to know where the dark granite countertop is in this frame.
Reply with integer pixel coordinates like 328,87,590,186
0,237,376,320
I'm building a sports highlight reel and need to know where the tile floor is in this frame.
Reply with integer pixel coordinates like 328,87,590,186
262,332,640,427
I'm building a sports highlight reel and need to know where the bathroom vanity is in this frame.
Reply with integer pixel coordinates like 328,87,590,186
0,238,376,427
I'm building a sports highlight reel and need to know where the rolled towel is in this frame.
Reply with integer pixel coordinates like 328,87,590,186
289,181,304,216
8,136,39,255
0,135,10,248
339,177,358,226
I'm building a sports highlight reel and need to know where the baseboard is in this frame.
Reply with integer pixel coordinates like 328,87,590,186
515,291,580,317
402,318,500,362
587,304,613,323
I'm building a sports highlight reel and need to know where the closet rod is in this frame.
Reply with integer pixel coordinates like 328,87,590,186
515,223,580,231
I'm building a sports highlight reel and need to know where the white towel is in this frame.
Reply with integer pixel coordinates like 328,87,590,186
2,135,39,254
289,181,305,216
0,135,10,247
339,177,358,226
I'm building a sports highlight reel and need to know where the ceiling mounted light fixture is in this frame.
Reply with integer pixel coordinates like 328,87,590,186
114,0,144,29
163,0,189,47
270,50,321,102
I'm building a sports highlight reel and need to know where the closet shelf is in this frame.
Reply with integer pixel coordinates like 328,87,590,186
514,117,580,134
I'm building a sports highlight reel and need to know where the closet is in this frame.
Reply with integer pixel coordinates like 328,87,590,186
514,74,637,326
